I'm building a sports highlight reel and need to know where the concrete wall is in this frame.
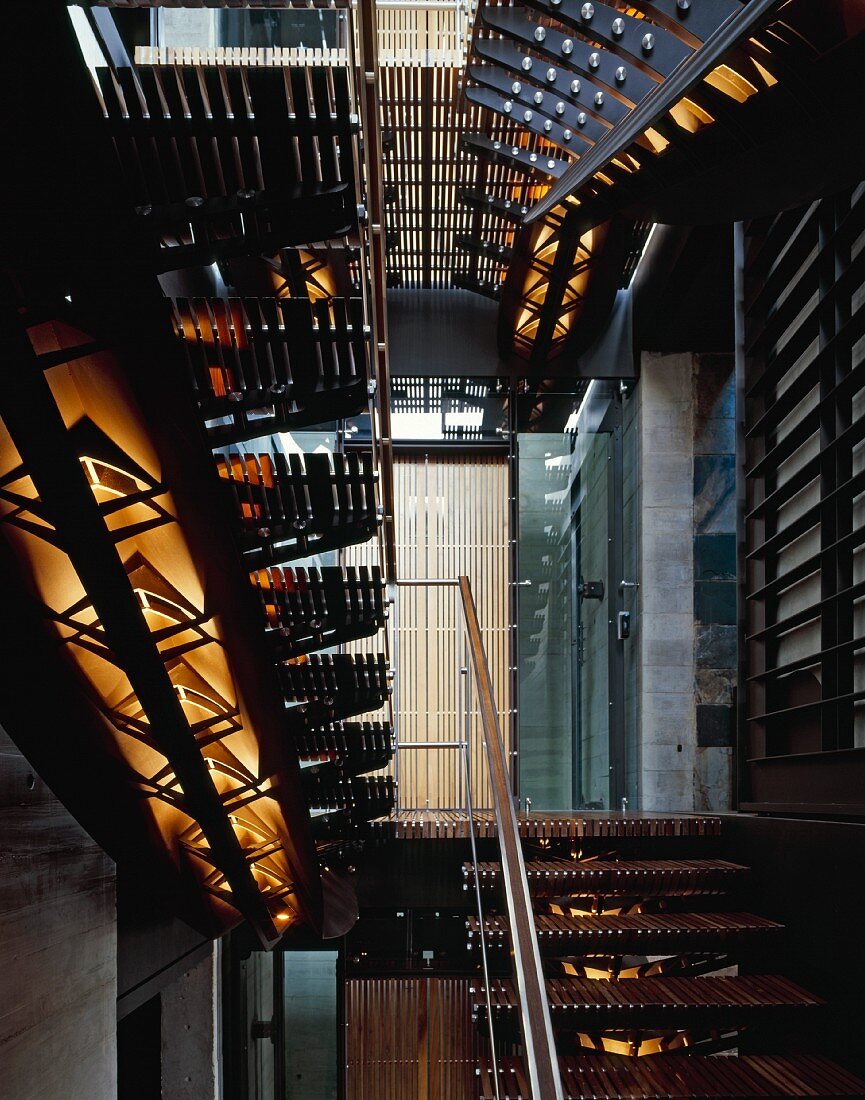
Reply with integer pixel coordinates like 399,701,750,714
161,944,221,1100
635,353,736,811
0,726,117,1099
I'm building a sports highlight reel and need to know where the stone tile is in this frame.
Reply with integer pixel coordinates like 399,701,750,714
694,454,736,534
642,741,691,773
695,668,734,705
642,582,692,615
695,580,737,625
693,354,735,420
641,767,695,813
696,624,737,668
644,638,693,667
642,454,693,506
640,664,694,694
694,533,736,580
696,703,734,746
694,416,735,456
642,558,693,589
694,746,733,812
643,422,693,455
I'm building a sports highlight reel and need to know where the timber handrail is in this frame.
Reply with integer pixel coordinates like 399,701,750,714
459,576,564,1100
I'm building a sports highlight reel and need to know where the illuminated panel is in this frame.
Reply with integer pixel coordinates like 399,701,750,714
0,310,310,941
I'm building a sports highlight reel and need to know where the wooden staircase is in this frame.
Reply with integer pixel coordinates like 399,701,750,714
463,813,865,1099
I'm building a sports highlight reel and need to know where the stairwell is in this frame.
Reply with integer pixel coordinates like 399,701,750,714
461,812,865,1099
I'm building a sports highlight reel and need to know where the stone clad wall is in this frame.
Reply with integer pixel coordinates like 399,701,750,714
636,353,736,811
692,354,737,809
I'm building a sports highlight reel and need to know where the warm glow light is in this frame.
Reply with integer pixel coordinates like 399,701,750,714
705,64,759,103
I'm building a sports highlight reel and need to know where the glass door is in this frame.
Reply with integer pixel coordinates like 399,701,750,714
516,382,628,812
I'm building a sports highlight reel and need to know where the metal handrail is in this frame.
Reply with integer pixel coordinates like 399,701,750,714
462,740,500,1100
459,576,564,1100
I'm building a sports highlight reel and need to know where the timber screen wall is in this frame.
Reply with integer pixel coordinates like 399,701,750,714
347,452,511,809
740,182,865,814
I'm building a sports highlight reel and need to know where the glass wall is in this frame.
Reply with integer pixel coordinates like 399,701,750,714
516,382,631,812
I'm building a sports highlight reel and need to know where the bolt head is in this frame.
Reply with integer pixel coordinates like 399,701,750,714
581,2,594,19
521,56,533,71
546,66,557,82
615,66,627,82
594,90,604,105
512,80,522,94
533,90,544,104
562,128,572,141
503,100,513,113
588,51,600,69
543,119,552,131
534,25,546,42
547,159,556,169
562,38,574,55
529,152,538,162
555,101,565,114
523,109,533,122
570,78,581,94
677,0,690,10
642,32,655,51
611,17,625,36
493,140,501,149
577,111,587,125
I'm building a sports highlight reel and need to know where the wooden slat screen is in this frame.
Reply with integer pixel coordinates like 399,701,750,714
345,977,480,1100
345,452,511,809
741,181,865,814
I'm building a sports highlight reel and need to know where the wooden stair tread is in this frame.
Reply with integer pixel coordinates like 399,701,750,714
479,1054,865,1099
471,974,823,1019
469,910,784,952
370,810,722,840
465,858,749,896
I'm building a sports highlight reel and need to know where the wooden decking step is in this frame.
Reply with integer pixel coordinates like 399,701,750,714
469,911,783,955
471,975,823,1029
464,858,749,897
478,1054,865,1099
369,810,722,841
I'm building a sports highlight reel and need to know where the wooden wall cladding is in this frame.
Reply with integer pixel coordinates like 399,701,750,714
740,182,865,814
346,452,511,810
345,977,480,1100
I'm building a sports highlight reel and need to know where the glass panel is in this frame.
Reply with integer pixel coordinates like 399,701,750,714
516,383,616,811
282,951,338,1100
574,423,611,810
